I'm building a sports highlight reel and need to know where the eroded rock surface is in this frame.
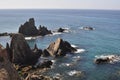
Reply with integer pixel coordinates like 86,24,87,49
19,18,39,36
7,33,41,65
45,38,77,57
0,44,21,80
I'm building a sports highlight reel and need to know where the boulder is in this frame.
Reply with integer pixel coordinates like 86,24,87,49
57,28,66,32
38,25,52,36
46,38,77,57
94,58,110,64
6,33,40,65
38,60,53,68
0,44,21,80
19,18,39,36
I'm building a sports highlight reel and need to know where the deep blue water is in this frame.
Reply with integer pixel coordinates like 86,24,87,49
0,9,120,80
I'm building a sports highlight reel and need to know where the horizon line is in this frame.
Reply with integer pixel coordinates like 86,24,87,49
0,8,120,11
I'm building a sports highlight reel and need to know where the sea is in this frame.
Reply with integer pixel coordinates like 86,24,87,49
0,9,120,80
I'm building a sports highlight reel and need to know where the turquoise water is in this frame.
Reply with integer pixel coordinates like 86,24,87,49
0,9,120,80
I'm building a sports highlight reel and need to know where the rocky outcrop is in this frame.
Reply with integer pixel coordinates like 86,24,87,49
94,55,119,64
0,32,9,36
6,33,41,65
38,25,52,36
19,18,39,36
57,28,66,32
94,58,110,64
0,44,21,80
32,44,43,57
82,26,94,30
45,38,77,57
18,18,52,37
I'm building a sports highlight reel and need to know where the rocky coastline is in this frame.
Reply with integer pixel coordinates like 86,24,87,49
0,33,79,80
0,18,95,80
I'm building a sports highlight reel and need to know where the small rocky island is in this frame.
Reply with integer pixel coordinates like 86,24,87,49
81,26,94,30
19,18,52,36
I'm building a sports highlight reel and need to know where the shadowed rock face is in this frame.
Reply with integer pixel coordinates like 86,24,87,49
94,57,110,64
19,18,39,36
45,38,77,57
0,44,21,80
18,18,52,37
38,25,52,36
7,33,40,65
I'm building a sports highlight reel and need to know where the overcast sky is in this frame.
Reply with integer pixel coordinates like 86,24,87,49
0,0,119,10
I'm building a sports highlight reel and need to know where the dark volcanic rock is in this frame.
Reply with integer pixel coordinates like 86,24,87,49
6,33,40,65
0,32,9,36
38,25,52,36
32,44,43,57
57,28,66,32
94,58,110,64
19,18,39,36
39,60,53,68
0,44,21,80
46,38,77,57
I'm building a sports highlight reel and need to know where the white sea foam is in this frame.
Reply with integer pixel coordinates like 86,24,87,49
71,44,85,53
72,56,81,62
63,28,71,33
71,44,78,48
75,49,85,53
60,63,75,67
95,55,120,64
52,32,63,36
67,70,82,76
25,37,36,40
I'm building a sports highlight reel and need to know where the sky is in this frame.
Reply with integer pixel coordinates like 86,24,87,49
0,0,120,10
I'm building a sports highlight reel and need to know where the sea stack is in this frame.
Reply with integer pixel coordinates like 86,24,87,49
0,44,21,80
6,33,41,65
44,38,77,57
19,18,39,36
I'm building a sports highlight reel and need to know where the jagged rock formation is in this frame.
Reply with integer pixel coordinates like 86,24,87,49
45,38,77,57
19,18,39,36
32,44,43,57
18,18,52,36
6,33,41,65
38,25,52,36
0,44,21,80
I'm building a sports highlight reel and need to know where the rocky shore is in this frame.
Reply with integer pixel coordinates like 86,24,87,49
0,30,79,80
0,18,87,80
